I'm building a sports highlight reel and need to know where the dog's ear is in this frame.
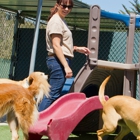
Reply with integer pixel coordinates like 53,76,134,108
29,76,34,85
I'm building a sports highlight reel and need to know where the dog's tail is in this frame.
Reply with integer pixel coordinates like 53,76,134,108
98,75,111,105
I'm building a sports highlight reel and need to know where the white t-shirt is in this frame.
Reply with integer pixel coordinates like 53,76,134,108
46,14,74,58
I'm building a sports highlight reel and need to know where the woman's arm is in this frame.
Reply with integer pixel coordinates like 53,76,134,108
74,46,91,55
51,34,73,78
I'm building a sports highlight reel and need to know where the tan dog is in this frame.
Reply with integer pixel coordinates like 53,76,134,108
0,71,50,140
97,76,140,140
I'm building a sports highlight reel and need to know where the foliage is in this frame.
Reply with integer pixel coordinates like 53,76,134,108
119,0,140,15
0,10,14,59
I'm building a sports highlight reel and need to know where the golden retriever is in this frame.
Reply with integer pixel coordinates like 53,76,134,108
97,76,140,140
0,71,50,140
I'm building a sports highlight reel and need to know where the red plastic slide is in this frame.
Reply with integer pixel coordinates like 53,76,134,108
28,92,108,140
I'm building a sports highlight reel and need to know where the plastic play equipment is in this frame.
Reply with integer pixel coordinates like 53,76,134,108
70,6,139,98
61,77,74,96
70,5,140,134
29,93,109,140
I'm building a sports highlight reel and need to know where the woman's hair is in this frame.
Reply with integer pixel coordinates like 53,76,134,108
47,0,74,21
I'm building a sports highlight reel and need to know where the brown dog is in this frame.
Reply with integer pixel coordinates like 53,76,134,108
97,76,140,140
0,71,50,140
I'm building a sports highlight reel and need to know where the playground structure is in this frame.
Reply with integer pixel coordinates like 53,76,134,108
28,5,140,140
70,6,139,97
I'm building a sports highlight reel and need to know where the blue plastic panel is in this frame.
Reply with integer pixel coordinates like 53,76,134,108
101,10,140,28
135,17,140,28
101,10,130,27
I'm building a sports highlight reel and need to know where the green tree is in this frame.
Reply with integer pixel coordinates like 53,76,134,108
119,0,140,15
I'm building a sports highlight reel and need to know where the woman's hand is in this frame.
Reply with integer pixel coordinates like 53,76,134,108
64,65,73,78
74,46,91,55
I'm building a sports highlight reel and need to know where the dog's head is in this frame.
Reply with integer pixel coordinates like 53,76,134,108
28,71,50,105
28,72,48,84
20,72,48,88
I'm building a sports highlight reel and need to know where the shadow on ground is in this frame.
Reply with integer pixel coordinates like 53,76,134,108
41,132,136,140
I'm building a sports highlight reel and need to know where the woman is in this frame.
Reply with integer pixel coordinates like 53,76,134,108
38,0,91,111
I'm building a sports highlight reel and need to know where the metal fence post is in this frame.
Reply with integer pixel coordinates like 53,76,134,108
29,0,43,74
